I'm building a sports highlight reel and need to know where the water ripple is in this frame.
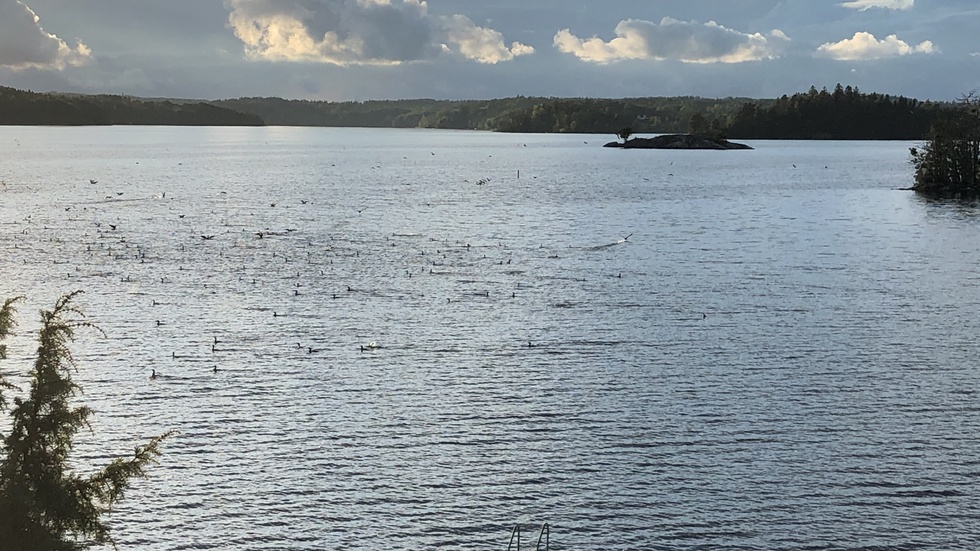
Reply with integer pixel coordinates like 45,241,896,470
1,128,978,549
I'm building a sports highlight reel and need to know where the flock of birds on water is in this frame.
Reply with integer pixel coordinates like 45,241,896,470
2,171,710,385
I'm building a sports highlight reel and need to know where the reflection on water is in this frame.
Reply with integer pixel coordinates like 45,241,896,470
1,127,979,550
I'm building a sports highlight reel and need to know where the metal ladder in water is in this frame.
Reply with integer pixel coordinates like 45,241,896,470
506,523,549,551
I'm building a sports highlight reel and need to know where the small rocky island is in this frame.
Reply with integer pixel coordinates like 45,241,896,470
604,134,752,150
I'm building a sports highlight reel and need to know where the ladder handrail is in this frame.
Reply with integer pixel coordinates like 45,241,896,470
507,523,549,551
506,524,520,551
535,523,550,551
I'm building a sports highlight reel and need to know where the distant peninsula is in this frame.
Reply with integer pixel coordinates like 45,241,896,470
604,134,752,150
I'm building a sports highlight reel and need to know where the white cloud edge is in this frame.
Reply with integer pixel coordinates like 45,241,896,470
0,0,92,71
816,31,936,61
224,0,532,66
553,17,789,64
838,0,914,11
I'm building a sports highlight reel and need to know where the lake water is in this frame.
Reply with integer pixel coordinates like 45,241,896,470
1,127,979,550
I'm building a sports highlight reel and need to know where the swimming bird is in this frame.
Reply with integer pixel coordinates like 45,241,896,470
360,341,379,352
89,179,98,184
150,369,158,379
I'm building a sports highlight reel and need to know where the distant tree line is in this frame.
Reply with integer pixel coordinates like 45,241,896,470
211,96,540,129
213,87,951,139
213,95,756,134
726,84,946,140
0,84,957,140
0,86,262,126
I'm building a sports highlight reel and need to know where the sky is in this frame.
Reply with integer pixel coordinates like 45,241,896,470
0,0,978,101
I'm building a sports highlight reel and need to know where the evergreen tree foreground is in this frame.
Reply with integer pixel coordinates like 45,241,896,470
0,292,169,551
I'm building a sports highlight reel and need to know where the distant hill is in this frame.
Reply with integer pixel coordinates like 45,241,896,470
213,89,950,139
211,95,762,134
0,85,954,139
0,86,263,126
210,96,540,130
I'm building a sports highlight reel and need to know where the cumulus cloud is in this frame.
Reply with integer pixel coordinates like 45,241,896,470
224,0,532,66
0,0,92,70
839,0,913,11
553,18,788,64
816,31,936,60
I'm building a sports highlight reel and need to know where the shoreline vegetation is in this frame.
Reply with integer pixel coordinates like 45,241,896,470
0,86,262,126
0,84,958,140
910,93,980,200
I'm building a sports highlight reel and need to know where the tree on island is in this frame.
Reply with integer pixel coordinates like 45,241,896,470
688,112,708,135
616,127,633,143
911,92,980,199
0,292,169,550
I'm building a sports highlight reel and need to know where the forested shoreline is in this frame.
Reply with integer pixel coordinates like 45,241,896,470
0,86,263,126
0,84,956,139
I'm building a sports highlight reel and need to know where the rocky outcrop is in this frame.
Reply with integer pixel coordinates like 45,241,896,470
604,134,752,150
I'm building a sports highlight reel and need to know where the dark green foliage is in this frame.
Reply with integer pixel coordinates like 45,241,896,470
688,112,708,134
0,84,955,138
0,297,22,409
211,96,545,129
217,90,942,138
0,297,21,362
727,84,943,139
0,86,262,126
486,97,750,134
911,93,980,199
0,292,169,550
214,95,759,134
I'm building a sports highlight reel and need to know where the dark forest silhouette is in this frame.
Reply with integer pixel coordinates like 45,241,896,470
0,84,956,140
